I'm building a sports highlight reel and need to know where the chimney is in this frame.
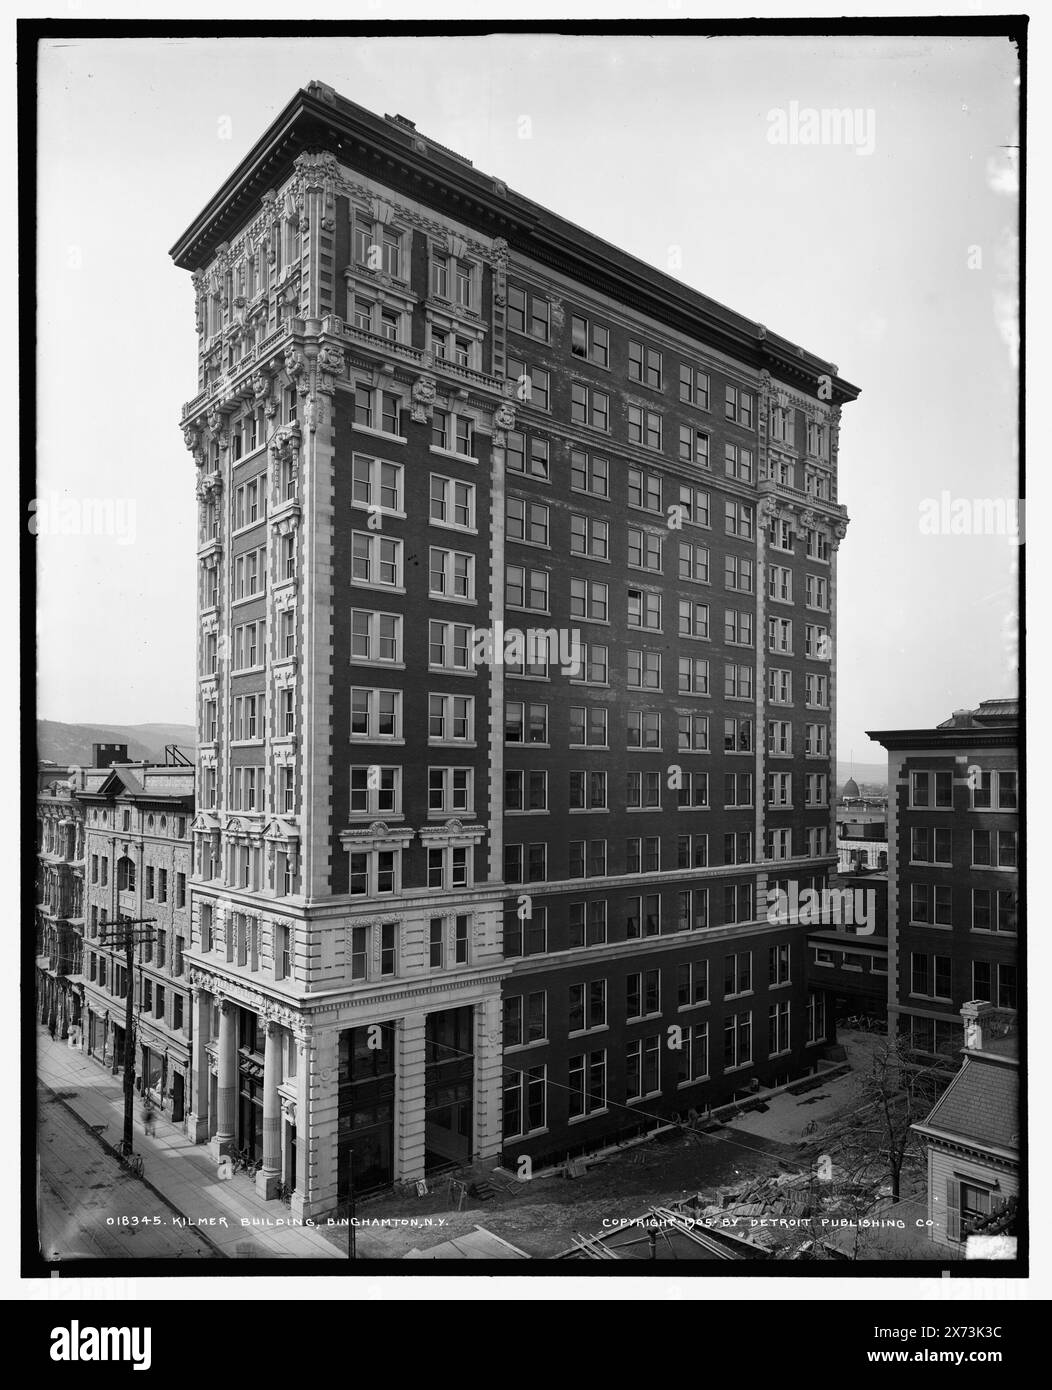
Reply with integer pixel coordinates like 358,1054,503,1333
960,999,996,1051
93,742,129,768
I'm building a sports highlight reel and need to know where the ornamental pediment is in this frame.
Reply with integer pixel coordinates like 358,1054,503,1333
263,818,300,842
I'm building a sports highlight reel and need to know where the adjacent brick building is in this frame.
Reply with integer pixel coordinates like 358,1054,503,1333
35,765,87,1038
171,81,860,1214
75,750,196,1122
869,697,1020,1057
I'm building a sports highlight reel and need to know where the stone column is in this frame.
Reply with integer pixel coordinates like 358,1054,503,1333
187,987,212,1142
396,1014,428,1185
256,1021,281,1198
297,1028,339,1219
473,995,504,1167
209,1000,236,1158
288,1036,309,1219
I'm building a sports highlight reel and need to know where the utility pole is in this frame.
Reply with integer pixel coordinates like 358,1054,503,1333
345,1151,356,1260
100,916,156,1156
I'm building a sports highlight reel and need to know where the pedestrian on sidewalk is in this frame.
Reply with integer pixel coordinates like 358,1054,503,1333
48,1017,56,1041
143,1098,156,1140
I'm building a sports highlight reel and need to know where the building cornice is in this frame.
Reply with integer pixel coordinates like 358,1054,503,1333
170,83,861,406
867,728,1018,751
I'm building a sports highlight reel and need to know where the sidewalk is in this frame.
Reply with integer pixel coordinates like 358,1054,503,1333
36,1027,344,1260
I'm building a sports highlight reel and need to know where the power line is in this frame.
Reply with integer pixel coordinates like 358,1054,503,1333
422,1032,832,1167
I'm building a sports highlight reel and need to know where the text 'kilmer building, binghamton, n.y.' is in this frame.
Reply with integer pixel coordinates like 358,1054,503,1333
170,81,860,1219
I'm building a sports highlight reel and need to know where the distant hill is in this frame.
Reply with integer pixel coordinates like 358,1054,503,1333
37,720,197,769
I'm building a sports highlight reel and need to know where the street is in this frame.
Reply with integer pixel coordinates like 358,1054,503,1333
37,1083,218,1261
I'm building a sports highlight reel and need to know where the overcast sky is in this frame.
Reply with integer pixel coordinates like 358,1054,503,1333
35,32,1020,764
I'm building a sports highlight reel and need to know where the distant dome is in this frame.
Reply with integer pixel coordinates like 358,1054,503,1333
842,777,861,799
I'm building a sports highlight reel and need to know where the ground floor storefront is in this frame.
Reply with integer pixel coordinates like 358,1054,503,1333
36,965,83,1041
78,988,191,1127
184,965,506,1220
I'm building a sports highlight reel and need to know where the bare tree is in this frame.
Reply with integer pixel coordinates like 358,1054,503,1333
833,1034,948,1202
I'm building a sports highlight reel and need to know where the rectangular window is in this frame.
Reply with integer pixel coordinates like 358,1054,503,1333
352,454,403,515
429,546,476,601
628,340,662,389
569,706,607,747
503,1064,547,1139
570,315,610,367
570,514,609,560
570,450,609,497
506,498,550,548
678,541,709,584
768,1001,791,1057
429,474,476,530
678,599,710,640
678,426,710,469
349,765,402,817
627,527,663,573
626,1036,661,1101
568,1050,608,1119
351,533,403,589
504,769,548,813
628,405,662,450
568,979,607,1033
679,364,710,409
723,1011,753,1069
725,386,754,427
911,771,954,809
725,501,754,539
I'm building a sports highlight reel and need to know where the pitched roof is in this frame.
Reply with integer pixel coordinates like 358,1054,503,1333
95,766,145,798
917,1054,1019,1154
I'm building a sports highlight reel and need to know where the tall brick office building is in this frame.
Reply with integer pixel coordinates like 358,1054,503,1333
171,81,859,1215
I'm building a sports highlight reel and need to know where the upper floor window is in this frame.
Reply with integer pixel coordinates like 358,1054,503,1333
911,770,953,809
352,533,403,589
352,454,403,516
725,385,754,428
506,357,551,411
353,384,402,436
352,213,408,282
351,609,403,665
507,284,551,342
432,410,476,458
628,405,662,451
628,340,662,390
429,248,479,310
570,315,610,367
570,450,609,498
571,383,610,432
430,475,476,531
349,766,402,818
807,420,830,460
680,364,710,409
770,405,795,446
724,441,754,483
